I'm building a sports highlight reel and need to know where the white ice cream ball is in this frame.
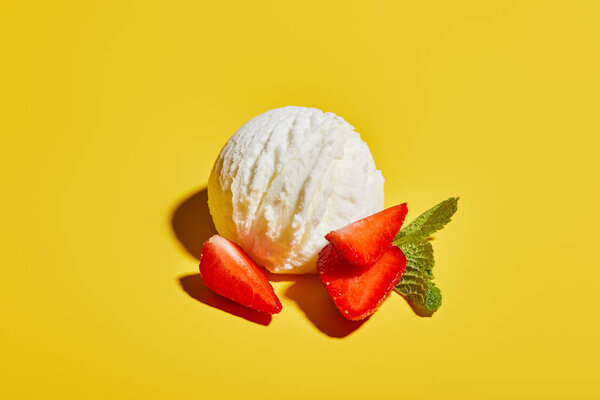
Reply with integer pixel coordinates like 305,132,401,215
208,106,384,274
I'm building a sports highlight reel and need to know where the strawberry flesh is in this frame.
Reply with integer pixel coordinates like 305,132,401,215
199,235,282,314
316,243,406,320
325,204,408,267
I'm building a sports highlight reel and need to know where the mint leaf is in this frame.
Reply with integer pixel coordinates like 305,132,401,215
394,197,459,246
397,282,442,317
425,285,442,312
395,240,441,316
399,240,434,279
395,269,442,317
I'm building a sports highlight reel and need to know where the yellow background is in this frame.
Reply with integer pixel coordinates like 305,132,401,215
1,1,599,399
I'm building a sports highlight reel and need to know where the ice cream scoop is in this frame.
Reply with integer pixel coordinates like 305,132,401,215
208,106,384,273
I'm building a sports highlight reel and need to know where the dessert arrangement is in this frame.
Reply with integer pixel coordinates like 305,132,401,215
199,106,458,321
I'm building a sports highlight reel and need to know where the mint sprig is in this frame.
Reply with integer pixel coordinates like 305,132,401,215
393,198,458,316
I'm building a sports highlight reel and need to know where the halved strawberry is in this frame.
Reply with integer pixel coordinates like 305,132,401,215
316,243,406,320
199,235,282,314
325,204,408,267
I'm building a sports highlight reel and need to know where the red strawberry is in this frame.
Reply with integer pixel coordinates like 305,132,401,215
199,235,282,314
316,243,406,320
325,204,408,267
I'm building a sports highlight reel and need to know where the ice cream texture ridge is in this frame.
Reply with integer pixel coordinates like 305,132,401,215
208,106,384,274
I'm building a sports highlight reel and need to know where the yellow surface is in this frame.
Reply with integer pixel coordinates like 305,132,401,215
1,1,599,399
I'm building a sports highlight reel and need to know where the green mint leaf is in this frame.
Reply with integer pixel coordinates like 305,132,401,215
393,197,459,246
395,269,442,317
399,283,442,317
400,240,435,279
425,285,442,312
395,240,441,316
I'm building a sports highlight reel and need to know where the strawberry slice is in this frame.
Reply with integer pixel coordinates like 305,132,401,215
316,243,406,320
325,204,408,267
199,235,282,314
